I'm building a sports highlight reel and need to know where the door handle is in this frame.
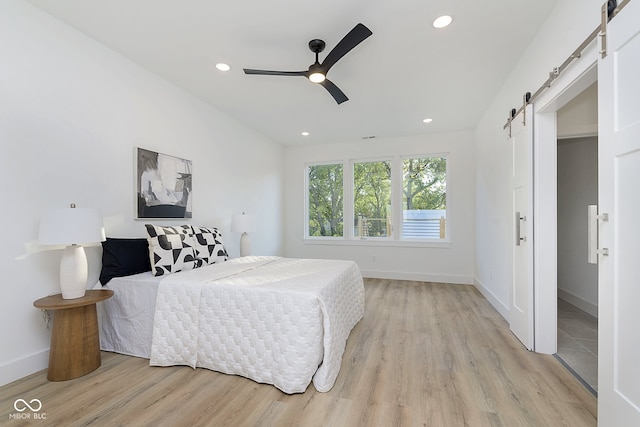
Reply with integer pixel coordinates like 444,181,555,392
515,212,526,246
587,204,609,264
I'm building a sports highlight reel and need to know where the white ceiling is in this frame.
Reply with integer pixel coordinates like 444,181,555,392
27,0,558,146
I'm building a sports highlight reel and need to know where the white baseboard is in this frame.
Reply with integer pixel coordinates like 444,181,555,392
473,276,510,321
557,288,598,318
0,349,48,387
361,269,472,285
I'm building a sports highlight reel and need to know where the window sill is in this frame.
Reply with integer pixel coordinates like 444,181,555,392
303,238,452,249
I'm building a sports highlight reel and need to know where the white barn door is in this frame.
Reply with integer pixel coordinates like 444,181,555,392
598,0,640,424
510,104,534,351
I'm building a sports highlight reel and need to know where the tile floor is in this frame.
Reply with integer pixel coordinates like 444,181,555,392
556,298,598,393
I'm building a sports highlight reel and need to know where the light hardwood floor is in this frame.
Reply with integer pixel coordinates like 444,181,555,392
1,279,596,426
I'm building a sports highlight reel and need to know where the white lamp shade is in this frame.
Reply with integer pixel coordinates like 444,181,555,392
231,212,256,233
39,207,106,245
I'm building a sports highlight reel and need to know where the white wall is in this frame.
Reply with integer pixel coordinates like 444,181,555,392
557,137,598,316
284,131,475,284
0,1,284,386
474,0,603,318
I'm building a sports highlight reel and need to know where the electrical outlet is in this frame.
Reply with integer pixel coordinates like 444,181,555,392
372,255,376,262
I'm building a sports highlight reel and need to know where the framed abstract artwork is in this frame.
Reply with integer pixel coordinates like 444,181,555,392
136,148,193,219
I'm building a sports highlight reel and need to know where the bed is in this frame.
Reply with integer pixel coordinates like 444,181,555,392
96,253,365,394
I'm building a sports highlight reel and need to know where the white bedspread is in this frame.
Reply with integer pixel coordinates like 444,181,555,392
149,256,364,394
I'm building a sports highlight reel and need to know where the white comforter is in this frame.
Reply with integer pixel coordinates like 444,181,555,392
149,256,364,394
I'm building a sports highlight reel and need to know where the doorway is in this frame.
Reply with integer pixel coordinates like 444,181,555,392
529,75,599,393
530,48,598,371
555,83,598,393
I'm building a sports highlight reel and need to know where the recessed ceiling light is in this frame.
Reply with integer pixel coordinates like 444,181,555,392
301,131,310,136
423,118,433,123
433,15,452,29
215,63,231,71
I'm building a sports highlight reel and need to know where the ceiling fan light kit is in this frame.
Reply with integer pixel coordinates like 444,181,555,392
243,23,372,104
309,72,325,83
308,60,326,83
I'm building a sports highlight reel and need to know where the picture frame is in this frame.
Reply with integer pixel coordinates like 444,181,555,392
136,147,192,219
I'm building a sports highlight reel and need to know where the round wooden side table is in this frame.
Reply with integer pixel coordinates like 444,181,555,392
33,289,114,381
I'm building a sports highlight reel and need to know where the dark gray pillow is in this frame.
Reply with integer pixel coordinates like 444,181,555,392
99,238,151,285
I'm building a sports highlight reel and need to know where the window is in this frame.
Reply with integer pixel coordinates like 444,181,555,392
307,163,343,237
402,157,447,239
353,160,391,238
305,155,448,242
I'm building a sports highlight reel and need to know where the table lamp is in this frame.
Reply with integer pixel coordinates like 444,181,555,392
231,212,256,257
38,203,106,299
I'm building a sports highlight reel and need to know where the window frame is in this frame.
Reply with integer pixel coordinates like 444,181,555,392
304,160,346,240
304,152,450,246
398,153,449,242
350,157,394,241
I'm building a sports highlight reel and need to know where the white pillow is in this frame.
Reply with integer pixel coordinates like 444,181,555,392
145,224,198,276
190,226,229,265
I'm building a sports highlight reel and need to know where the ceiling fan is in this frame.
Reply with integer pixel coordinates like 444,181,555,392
243,23,373,105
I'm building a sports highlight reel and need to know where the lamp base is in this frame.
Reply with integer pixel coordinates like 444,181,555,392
60,245,88,299
239,232,251,257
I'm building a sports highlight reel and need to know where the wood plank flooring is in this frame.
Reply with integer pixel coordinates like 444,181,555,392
0,279,596,426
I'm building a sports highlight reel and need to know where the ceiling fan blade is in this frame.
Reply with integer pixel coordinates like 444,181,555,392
319,79,349,104
320,23,372,72
243,69,306,76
